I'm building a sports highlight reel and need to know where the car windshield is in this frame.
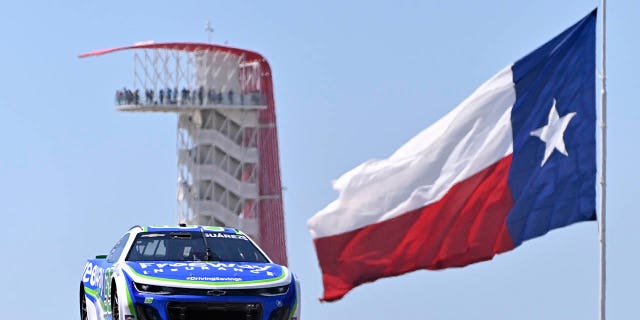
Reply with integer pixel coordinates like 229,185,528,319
125,231,269,263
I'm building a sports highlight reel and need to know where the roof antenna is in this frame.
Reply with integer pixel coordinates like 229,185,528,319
205,21,214,44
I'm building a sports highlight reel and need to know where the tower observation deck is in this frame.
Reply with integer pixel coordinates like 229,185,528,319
80,42,288,265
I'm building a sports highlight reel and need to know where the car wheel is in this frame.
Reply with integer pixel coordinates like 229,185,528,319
79,285,88,320
111,286,120,320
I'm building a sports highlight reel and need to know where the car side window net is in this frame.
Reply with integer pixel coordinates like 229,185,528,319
107,233,130,263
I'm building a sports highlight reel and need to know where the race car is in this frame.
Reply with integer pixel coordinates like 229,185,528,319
80,225,300,320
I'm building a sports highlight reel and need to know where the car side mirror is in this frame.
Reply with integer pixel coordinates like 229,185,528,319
95,255,107,259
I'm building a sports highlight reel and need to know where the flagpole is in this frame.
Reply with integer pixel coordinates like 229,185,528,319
599,0,607,320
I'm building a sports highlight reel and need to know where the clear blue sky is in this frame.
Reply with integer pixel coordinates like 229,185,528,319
1,0,638,319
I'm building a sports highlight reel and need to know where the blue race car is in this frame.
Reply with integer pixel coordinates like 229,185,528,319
80,225,300,320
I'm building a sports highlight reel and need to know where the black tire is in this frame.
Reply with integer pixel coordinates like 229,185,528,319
111,286,120,320
79,285,88,320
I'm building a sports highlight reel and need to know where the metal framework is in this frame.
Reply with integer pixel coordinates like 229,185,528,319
80,42,288,265
114,45,265,113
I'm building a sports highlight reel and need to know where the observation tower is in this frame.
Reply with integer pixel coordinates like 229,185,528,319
80,42,288,265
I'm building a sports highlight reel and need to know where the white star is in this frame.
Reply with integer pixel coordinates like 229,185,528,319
530,99,576,167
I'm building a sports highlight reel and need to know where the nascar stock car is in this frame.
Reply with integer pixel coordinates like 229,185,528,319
80,225,300,320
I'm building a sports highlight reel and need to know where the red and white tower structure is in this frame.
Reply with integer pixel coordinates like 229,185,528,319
80,42,288,265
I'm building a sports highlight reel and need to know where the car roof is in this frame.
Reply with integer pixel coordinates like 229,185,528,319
131,225,243,235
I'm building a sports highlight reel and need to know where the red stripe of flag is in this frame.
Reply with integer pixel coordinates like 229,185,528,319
314,155,515,301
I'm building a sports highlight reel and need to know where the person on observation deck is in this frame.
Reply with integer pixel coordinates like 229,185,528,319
198,86,204,105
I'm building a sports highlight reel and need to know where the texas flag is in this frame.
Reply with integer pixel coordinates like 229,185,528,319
308,10,597,302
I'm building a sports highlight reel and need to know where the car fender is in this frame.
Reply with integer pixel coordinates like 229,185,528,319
81,260,110,320
113,263,138,319
81,283,100,320
291,274,301,319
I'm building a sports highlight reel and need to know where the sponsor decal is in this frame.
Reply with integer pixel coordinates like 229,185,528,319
82,263,105,288
82,263,116,304
136,262,274,276
186,276,243,282
127,263,287,286
205,232,248,240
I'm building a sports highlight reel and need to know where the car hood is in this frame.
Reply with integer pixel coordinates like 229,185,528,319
123,261,290,289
